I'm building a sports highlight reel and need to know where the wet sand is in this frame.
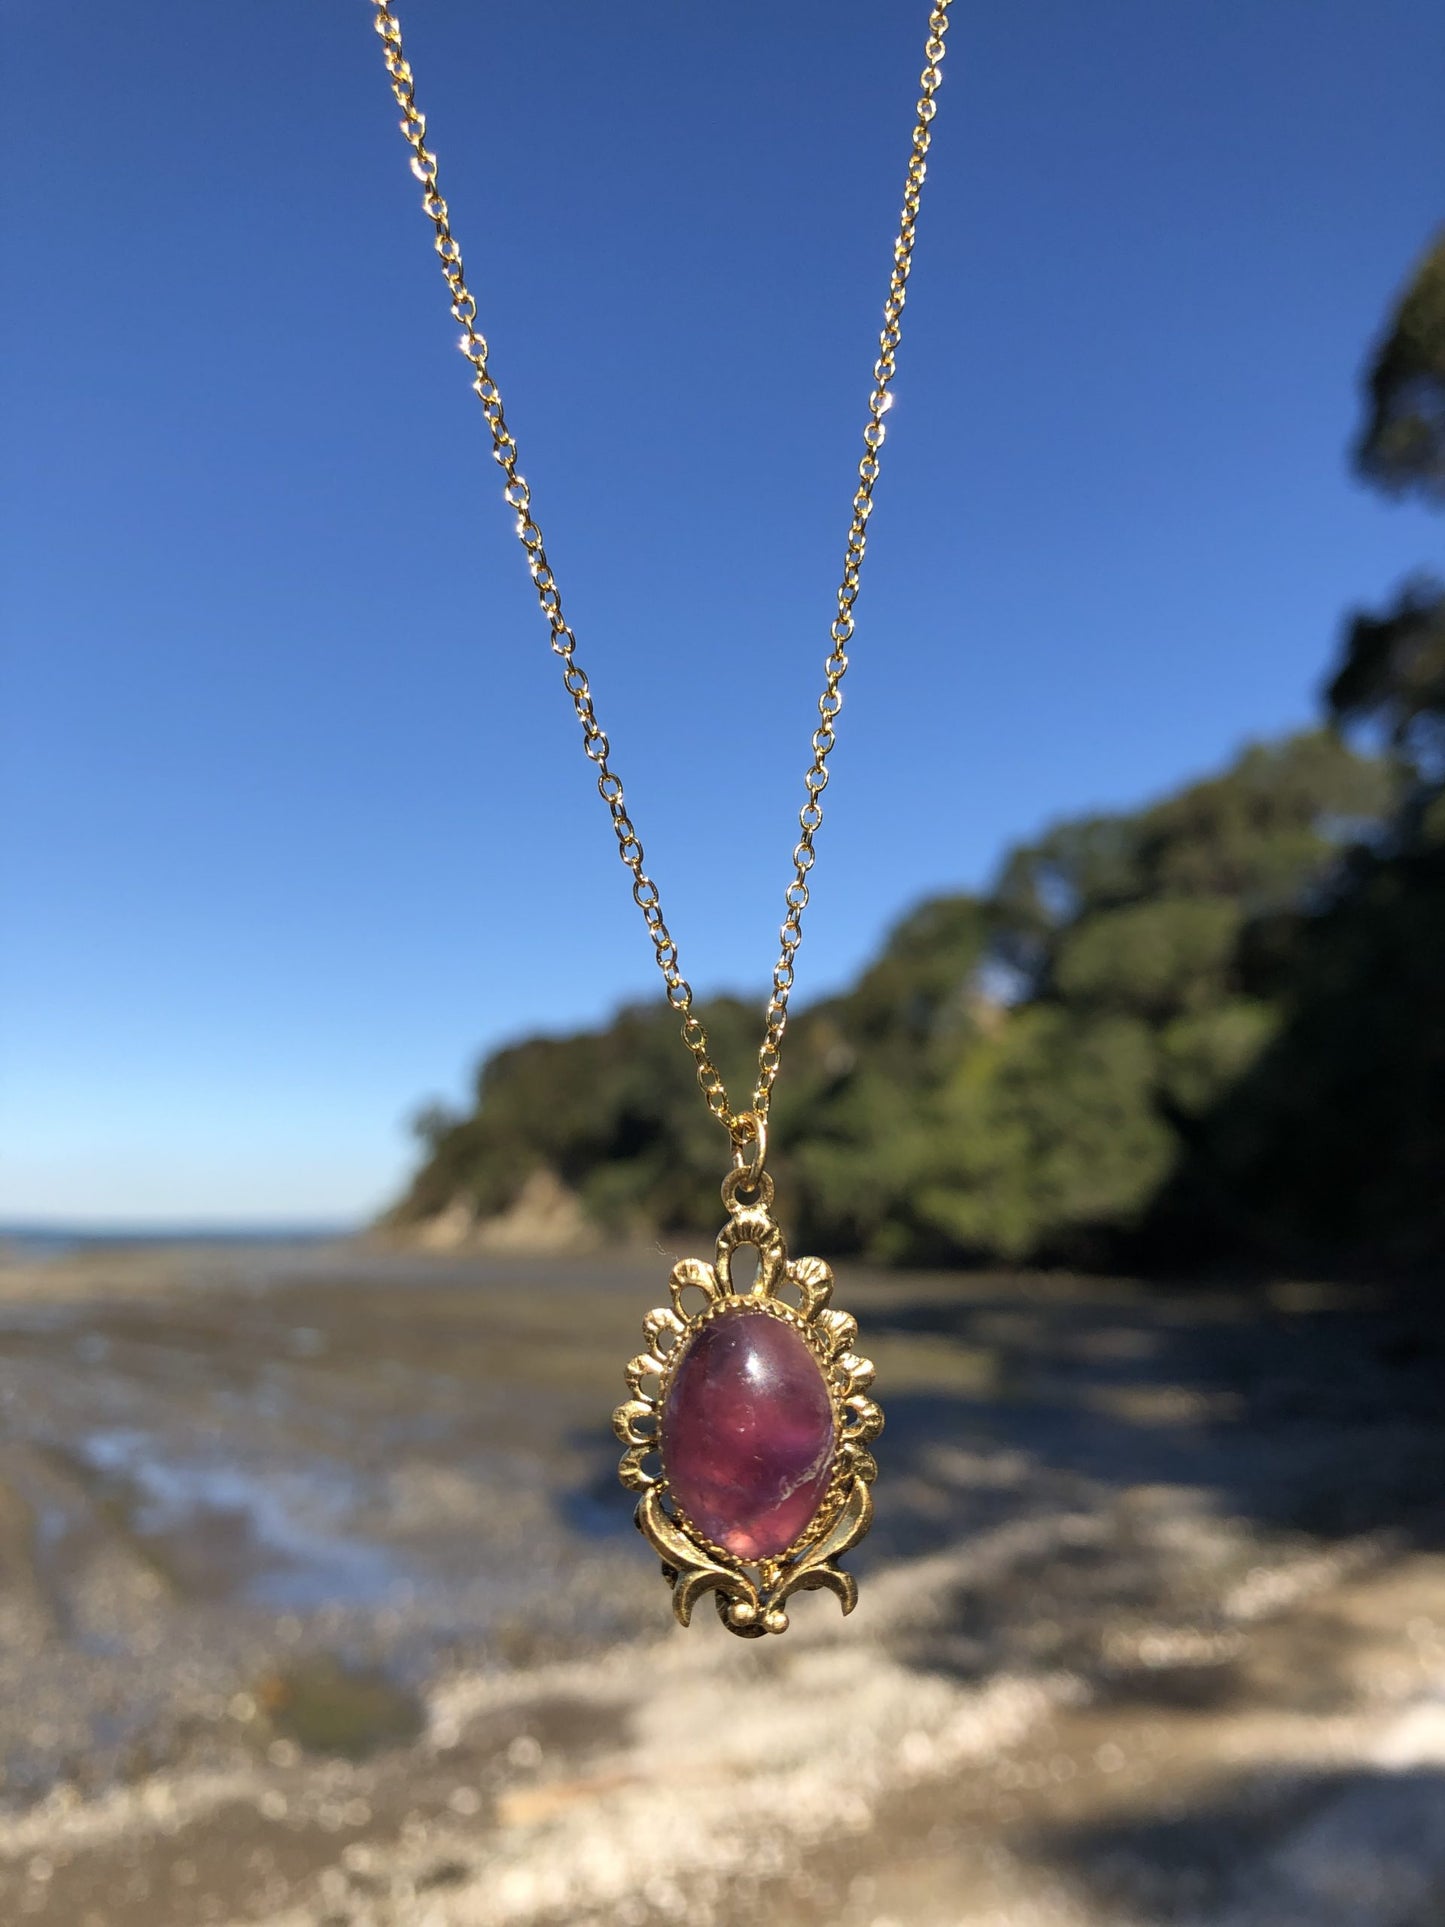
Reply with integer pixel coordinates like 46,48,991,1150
0,1242,1442,1925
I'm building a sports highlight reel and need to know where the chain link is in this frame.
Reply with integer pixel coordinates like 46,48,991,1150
370,1,951,1147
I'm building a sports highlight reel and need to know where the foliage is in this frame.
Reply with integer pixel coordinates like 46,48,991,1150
1054,899,1244,1019
392,234,1445,1272
917,1009,1175,1264
1329,580,1445,784
1355,230,1445,501
1143,228,1445,1268
392,728,1408,1267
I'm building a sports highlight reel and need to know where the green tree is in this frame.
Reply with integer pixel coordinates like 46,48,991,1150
394,235,1443,1273
1355,230,1445,501
1329,583,1445,786
918,1009,1175,1264
1151,228,1445,1267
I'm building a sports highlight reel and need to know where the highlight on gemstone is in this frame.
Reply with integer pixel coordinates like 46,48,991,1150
660,1305,837,1560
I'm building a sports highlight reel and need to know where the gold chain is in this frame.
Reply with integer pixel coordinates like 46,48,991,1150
371,1,952,1155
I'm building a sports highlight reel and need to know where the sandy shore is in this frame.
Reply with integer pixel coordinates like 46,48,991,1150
0,1242,1442,1925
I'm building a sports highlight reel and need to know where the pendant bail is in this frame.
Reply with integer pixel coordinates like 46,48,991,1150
728,1109,768,1185
722,1109,770,1215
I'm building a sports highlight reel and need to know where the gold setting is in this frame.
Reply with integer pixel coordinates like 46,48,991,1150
613,1171,882,1638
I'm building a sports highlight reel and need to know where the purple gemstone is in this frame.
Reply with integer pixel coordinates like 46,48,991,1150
661,1306,837,1560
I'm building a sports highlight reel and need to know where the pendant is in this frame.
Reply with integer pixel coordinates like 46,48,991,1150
612,1163,882,1637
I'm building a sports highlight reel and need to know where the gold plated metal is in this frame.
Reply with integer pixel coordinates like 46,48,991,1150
613,1171,882,1638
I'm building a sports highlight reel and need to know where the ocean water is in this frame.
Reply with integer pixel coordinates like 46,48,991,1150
0,1221,358,1261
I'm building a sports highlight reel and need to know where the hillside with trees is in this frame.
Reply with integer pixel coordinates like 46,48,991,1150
392,233,1445,1273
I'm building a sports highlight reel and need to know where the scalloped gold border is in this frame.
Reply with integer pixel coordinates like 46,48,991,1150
613,1200,881,1638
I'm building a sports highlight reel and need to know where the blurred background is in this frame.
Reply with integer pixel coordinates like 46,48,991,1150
2,3,1444,1923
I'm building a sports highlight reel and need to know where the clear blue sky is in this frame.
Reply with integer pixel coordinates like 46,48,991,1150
3,3,1442,1226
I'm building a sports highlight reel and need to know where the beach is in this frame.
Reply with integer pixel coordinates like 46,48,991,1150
0,1242,1442,1926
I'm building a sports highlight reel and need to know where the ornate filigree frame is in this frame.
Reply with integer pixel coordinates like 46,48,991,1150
613,1181,882,1637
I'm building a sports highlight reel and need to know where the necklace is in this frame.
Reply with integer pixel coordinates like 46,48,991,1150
371,1,952,1637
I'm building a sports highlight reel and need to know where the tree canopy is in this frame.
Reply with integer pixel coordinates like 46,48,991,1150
393,728,1414,1267
393,230,1445,1274
1355,230,1445,502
